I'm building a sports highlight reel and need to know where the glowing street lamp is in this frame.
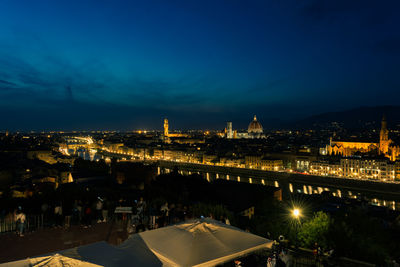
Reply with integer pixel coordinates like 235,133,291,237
291,207,302,249
292,208,301,219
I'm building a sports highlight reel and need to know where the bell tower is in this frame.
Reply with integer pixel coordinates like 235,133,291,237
379,115,390,154
164,118,169,137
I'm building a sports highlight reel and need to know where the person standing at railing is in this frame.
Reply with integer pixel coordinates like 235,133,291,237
63,199,73,229
15,207,26,237
72,200,82,225
54,202,63,228
160,202,169,226
102,199,109,223
83,202,92,228
95,198,103,223
41,202,49,227
148,203,157,229
137,197,146,222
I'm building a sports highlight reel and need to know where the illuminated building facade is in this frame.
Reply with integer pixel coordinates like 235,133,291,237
395,161,400,180
233,115,266,139
341,158,395,180
327,116,400,161
309,161,342,177
261,158,284,171
152,148,203,163
309,158,396,181
163,118,189,140
245,155,283,171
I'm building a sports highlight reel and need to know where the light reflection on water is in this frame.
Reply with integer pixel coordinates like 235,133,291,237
69,148,101,161
286,182,398,210
64,150,399,211
166,168,399,211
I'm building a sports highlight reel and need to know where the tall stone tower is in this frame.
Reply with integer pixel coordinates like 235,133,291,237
379,115,390,154
163,118,169,137
226,122,233,139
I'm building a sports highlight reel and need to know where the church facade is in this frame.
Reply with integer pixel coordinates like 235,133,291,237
327,116,400,161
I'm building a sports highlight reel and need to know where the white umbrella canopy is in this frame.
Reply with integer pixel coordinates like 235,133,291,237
0,241,162,267
59,241,162,267
0,254,101,267
31,254,101,266
1,219,271,267
119,218,273,267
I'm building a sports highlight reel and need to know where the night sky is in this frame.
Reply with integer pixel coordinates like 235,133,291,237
0,0,399,131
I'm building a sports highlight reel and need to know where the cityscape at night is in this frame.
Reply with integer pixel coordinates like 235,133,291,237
1,1,400,266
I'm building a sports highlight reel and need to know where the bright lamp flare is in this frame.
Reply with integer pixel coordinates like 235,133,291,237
292,208,300,218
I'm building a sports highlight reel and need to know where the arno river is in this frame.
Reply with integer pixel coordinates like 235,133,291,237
156,161,400,211
71,148,400,211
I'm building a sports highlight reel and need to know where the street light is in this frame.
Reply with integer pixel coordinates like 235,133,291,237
292,208,300,218
291,207,302,249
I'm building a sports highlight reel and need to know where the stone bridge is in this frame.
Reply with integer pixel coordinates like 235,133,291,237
155,160,400,205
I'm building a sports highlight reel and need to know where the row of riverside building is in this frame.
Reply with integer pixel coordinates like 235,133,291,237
101,141,400,181
309,157,398,181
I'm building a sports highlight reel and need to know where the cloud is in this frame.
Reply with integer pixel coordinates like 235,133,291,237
0,79,16,86
65,86,74,102
0,50,116,107
119,75,225,111
0,34,226,113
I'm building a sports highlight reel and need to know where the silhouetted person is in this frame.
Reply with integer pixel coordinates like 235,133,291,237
54,203,63,227
15,208,26,237
83,203,92,228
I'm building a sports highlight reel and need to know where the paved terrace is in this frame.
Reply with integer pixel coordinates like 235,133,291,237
0,221,128,264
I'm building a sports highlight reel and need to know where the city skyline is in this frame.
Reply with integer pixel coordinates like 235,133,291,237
2,105,400,132
2,1,400,264
1,0,400,130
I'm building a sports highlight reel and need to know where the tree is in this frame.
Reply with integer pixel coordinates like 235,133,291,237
73,158,109,177
298,211,331,248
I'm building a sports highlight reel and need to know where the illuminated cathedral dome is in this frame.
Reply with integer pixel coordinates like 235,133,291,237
248,115,263,134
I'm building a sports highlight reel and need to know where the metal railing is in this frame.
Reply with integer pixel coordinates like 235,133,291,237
0,214,44,234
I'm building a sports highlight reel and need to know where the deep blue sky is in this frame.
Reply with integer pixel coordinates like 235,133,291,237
0,0,399,131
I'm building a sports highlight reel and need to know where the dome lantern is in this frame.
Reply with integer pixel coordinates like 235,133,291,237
248,115,263,134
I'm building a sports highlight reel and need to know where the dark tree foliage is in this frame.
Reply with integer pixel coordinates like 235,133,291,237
73,158,109,177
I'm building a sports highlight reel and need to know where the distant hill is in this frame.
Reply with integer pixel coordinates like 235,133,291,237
293,106,400,130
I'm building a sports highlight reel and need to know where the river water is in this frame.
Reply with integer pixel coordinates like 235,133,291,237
68,147,400,211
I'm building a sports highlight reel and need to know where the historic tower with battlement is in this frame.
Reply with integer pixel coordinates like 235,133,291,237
379,115,390,154
164,118,169,137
